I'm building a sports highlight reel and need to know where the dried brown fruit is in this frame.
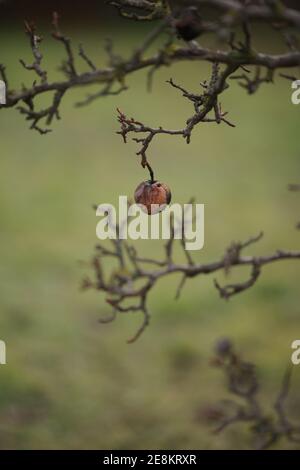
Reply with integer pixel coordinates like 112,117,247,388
134,180,171,215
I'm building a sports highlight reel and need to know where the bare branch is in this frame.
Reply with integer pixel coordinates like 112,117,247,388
20,20,47,83
52,12,77,78
201,339,300,449
84,225,300,342
1,2,300,133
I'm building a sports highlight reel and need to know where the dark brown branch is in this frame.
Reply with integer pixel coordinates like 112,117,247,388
1,3,300,132
195,0,300,29
109,0,300,29
116,62,236,174
52,12,77,78
83,227,300,342
20,20,47,83
78,44,96,71
201,339,300,450
214,263,261,299
230,67,274,94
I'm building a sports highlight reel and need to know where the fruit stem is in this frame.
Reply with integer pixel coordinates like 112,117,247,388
145,162,155,183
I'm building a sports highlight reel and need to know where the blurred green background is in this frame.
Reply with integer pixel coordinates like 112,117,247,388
0,4,300,449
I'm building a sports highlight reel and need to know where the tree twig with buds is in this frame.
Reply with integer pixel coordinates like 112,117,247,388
117,62,236,177
1,2,300,133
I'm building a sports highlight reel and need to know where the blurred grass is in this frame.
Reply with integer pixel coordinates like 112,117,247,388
0,23,300,449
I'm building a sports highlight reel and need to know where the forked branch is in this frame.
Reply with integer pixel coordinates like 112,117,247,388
1,2,300,133
201,339,300,449
83,226,300,343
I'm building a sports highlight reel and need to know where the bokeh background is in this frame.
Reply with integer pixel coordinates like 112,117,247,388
0,0,300,450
